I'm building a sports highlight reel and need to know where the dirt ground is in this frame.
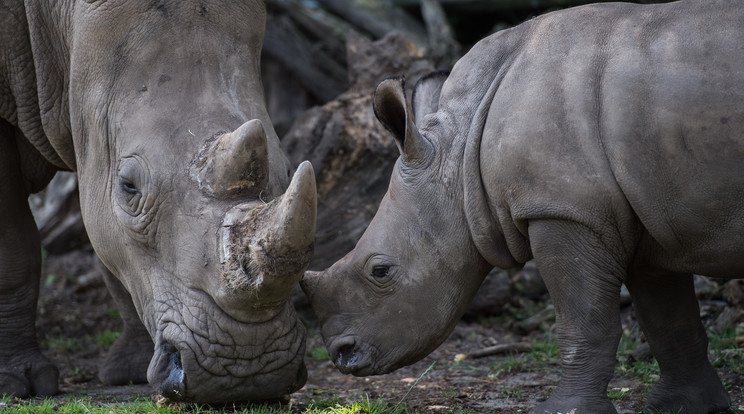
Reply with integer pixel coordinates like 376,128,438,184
34,247,744,413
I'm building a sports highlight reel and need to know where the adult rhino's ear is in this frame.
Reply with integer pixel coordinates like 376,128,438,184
411,71,449,129
373,76,434,165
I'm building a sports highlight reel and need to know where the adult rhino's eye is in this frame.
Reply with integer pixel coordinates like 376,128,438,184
370,265,390,278
118,177,141,196
114,155,158,246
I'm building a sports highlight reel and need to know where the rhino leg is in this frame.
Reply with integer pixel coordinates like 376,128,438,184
99,267,152,385
0,132,59,397
528,220,623,414
626,270,730,413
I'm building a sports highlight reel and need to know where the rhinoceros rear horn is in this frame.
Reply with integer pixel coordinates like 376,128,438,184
192,119,269,197
373,76,434,165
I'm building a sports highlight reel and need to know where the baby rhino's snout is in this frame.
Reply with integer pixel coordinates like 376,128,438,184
336,345,360,374
330,340,371,376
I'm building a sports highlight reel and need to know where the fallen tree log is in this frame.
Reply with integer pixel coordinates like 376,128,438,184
316,0,429,48
466,342,535,359
264,12,347,102
282,32,436,270
421,0,461,68
720,336,744,346
267,0,357,45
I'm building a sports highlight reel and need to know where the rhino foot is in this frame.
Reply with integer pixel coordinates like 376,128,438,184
530,394,617,414
0,372,30,397
643,373,730,414
0,353,59,397
99,325,153,385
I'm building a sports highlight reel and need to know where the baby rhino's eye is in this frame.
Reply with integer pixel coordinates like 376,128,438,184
371,265,390,278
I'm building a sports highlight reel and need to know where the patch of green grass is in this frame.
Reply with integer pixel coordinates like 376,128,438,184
8,399,56,414
1,397,77,414
447,357,478,372
44,273,57,287
710,325,737,345
607,387,632,400
304,395,394,414
487,352,523,377
614,323,660,384
391,361,436,413
485,335,559,378
94,329,121,348
439,389,459,398
305,345,330,362
709,325,744,368
105,307,121,319
304,397,344,410
44,335,83,354
616,323,744,386
1,392,416,414
1,396,294,414
617,323,642,355
499,385,523,399
506,299,548,323
617,358,660,384
443,406,476,414
529,336,559,363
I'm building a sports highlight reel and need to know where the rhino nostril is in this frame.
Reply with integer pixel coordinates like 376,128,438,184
335,344,361,374
159,343,186,401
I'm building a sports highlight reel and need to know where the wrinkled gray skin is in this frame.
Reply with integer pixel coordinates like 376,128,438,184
303,1,744,413
1,0,317,402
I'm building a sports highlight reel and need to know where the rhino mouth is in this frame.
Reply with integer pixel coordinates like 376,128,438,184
155,342,186,400
327,337,376,376
147,288,307,402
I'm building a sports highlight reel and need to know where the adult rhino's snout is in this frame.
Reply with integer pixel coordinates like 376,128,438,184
159,345,185,400
149,342,187,401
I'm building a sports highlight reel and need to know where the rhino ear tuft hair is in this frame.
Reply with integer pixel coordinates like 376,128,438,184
373,76,434,165
411,70,449,129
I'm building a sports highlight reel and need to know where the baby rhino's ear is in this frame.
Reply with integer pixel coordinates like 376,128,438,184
373,76,434,165
411,71,448,128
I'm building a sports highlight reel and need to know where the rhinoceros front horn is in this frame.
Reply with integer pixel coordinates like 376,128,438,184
221,161,317,305
192,119,269,197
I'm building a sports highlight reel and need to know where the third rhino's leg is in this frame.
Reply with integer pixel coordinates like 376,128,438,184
528,220,625,414
99,263,153,385
625,269,729,413
0,125,58,397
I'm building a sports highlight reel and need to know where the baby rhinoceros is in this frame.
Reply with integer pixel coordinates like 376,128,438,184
302,0,744,413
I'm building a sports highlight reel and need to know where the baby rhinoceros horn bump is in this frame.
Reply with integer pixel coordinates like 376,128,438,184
221,161,317,304
191,119,269,197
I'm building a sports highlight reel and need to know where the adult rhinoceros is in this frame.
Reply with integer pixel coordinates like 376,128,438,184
1,0,316,403
302,0,744,412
